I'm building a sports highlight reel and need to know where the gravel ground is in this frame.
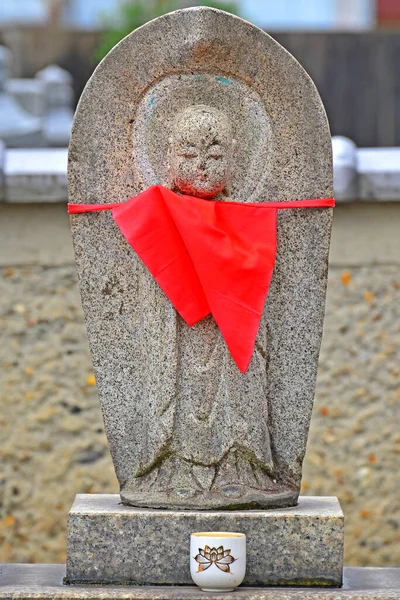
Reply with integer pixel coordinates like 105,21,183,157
0,264,399,565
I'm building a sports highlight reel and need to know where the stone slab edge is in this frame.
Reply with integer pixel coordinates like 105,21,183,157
1,565,400,599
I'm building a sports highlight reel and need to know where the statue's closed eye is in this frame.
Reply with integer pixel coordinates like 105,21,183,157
181,152,198,159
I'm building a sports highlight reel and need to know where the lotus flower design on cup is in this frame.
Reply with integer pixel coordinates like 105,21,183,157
194,545,236,573
190,532,246,591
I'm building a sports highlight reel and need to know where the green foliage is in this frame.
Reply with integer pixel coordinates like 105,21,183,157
95,1,238,63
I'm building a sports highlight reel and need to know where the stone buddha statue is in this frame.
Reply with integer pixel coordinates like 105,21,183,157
69,7,333,515
116,104,295,510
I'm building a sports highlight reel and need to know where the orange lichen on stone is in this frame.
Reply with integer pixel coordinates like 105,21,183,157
360,509,371,518
368,454,377,464
320,407,330,416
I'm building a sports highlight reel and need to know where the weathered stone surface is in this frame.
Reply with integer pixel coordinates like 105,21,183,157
68,7,333,509
2,564,400,599
66,494,343,586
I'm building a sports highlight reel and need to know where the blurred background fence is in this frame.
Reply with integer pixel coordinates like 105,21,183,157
3,28,400,147
1,0,400,146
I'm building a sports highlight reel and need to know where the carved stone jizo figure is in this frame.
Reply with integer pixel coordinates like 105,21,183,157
68,7,333,510
121,105,278,507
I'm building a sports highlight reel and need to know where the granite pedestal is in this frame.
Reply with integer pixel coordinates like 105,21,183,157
66,495,343,587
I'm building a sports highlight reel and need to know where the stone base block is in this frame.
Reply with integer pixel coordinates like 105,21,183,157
66,494,343,587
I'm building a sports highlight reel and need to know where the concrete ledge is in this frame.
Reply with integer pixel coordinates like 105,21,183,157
1,565,400,599
4,148,67,202
358,148,400,201
66,495,343,587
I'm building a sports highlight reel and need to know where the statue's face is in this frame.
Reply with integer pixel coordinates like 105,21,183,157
169,107,236,199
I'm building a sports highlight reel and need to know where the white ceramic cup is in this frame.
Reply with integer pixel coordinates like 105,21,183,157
190,532,246,592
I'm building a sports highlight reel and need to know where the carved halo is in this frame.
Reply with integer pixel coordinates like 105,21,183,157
133,73,273,203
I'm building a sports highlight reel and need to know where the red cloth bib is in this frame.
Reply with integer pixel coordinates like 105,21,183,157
69,185,334,373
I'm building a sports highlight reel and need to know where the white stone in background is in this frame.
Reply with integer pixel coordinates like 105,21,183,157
0,46,13,90
0,140,5,200
5,78,46,117
0,93,43,147
36,64,74,107
0,50,73,147
0,45,43,147
5,148,68,202
42,106,74,147
332,136,358,201
36,65,74,146
358,147,400,201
